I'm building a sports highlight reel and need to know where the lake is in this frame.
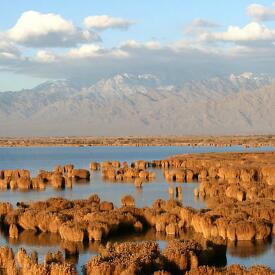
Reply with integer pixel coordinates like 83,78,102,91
0,145,274,273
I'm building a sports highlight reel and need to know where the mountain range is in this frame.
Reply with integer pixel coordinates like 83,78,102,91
0,72,274,136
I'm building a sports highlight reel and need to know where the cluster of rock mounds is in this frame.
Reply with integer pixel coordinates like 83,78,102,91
2,152,275,193
181,200,275,241
90,160,156,187
0,246,76,275
85,240,274,275
152,152,275,203
0,159,159,192
146,197,275,242
198,177,275,202
159,152,275,184
185,265,275,275
154,153,275,244
0,240,272,275
0,195,144,244
0,165,90,191
86,240,201,275
0,152,275,273
0,238,271,275
0,192,273,245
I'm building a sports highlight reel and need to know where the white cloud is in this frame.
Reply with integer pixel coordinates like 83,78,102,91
2,37,275,87
121,40,140,48
247,4,275,21
84,15,134,30
0,37,21,60
185,18,220,36
35,50,56,63
65,44,129,59
7,10,100,47
121,40,161,50
33,43,130,61
0,41,230,85
201,22,275,43
68,44,102,58
190,18,220,28
110,49,129,58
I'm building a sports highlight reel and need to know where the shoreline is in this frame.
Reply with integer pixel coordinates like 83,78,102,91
0,135,275,148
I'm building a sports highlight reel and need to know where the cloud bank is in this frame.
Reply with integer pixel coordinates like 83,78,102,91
6,11,100,48
201,22,275,43
247,3,275,21
1,4,275,88
84,15,134,30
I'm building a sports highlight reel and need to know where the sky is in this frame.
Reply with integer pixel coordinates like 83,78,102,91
1,0,275,91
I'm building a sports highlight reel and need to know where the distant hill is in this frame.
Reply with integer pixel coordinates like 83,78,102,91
0,73,274,136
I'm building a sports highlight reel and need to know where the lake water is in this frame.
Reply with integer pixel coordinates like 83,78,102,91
0,145,274,273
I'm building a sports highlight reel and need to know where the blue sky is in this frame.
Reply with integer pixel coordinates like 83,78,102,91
1,0,275,91
1,0,267,45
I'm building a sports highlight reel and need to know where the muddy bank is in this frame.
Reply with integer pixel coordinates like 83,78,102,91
0,135,275,147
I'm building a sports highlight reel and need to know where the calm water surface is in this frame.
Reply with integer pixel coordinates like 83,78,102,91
0,145,274,207
1,145,274,174
0,145,274,273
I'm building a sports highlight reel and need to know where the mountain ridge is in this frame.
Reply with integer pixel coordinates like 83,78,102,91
0,72,274,136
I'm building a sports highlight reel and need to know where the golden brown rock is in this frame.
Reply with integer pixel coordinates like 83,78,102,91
121,195,135,207
9,224,19,239
72,169,90,180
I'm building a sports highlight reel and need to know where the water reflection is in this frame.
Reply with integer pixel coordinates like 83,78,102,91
0,226,274,272
1,146,274,176
0,170,205,209
226,238,275,270
227,239,273,258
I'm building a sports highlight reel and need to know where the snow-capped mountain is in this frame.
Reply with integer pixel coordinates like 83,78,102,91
0,73,274,136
